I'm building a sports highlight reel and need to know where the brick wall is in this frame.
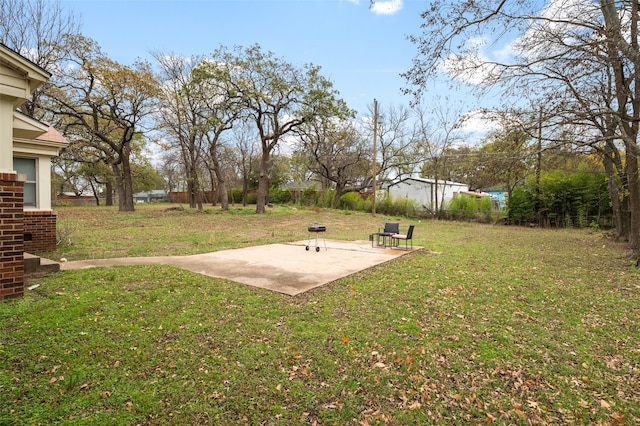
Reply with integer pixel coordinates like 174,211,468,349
0,172,24,301
24,210,57,253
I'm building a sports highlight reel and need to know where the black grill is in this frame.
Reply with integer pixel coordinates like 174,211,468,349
306,224,326,252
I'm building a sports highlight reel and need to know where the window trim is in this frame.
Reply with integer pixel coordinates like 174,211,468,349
13,157,38,208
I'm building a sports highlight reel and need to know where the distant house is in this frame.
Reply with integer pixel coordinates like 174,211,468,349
133,190,168,203
1,43,68,300
479,188,508,209
385,177,469,211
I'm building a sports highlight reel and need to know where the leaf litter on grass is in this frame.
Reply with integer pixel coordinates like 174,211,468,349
3,205,640,424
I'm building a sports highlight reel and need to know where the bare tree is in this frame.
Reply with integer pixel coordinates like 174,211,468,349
229,119,258,206
0,0,80,119
477,126,533,204
219,44,353,213
191,54,244,211
404,0,640,264
157,150,183,194
414,98,468,214
363,103,419,182
153,52,209,209
297,118,370,208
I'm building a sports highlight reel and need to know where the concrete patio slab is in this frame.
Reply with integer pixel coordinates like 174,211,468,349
60,240,421,296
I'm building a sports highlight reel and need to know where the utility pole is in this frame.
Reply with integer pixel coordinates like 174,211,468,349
372,99,378,215
536,106,542,226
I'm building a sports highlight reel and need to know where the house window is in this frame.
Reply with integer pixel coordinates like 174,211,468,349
13,157,37,207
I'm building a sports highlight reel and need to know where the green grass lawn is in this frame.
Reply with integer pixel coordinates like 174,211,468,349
2,204,639,425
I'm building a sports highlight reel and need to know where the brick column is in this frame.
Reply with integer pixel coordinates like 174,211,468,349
0,172,25,301
24,211,57,253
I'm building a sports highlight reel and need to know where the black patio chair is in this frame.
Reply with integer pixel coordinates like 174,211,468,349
372,222,400,247
391,225,414,250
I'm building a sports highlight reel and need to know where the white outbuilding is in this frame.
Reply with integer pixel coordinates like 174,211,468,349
385,177,469,212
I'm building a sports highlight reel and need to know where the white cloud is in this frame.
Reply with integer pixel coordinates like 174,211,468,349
436,36,503,87
438,0,601,88
370,0,403,16
458,110,501,142
512,0,600,61
492,41,518,64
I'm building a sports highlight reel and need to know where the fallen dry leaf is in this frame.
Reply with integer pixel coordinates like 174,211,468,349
610,413,624,424
515,409,527,419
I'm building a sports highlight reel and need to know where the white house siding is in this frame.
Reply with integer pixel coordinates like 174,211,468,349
386,177,469,211
1,44,50,172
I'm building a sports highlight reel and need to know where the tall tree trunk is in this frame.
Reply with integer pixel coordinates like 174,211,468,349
186,168,198,209
111,163,127,211
120,153,135,212
256,151,270,214
431,157,441,216
187,178,196,209
210,149,228,210
196,184,204,211
433,177,440,216
601,0,640,264
602,138,629,241
208,168,217,206
183,141,199,209
89,179,100,206
105,180,113,206
211,186,218,206
241,153,250,207
218,179,228,210
214,169,228,210
332,185,347,209
242,175,248,207
625,142,640,257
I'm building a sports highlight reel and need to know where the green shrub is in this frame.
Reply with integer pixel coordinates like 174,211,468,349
375,194,417,217
301,186,319,206
507,187,535,225
447,194,478,221
376,193,393,214
538,171,610,228
508,170,611,228
268,188,292,204
359,196,372,213
321,189,336,208
479,196,493,223
338,192,361,210
230,188,258,204
230,188,243,204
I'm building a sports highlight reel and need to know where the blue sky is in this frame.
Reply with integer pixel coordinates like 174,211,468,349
60,0,430,118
